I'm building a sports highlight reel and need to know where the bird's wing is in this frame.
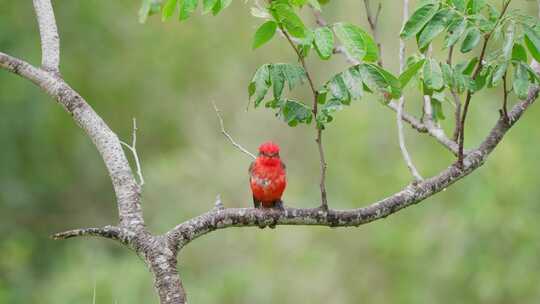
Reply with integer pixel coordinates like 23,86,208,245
248,161,255,177
280,160,286,172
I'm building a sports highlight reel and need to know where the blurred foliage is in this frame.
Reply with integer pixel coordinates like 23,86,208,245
1,1,540,303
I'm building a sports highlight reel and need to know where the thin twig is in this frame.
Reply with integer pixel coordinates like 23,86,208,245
501,72,509,121
212,101,256,160
363,0,383,66
213,194,225,210
120,118,145,186
396,0,422,181
312,8,327,27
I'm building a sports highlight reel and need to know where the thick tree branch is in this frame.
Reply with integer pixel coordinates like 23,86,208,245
32,0,60,73
0,52,144,228
166,85,538,249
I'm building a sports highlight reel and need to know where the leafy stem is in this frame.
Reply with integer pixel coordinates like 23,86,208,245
457,0,512,168
280,25,329,210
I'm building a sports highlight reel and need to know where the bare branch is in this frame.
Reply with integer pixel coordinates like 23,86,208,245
396,0,422,181
167,85,538,249
121,118,145,186
32,0,60,72
51,225,130,245
387,101,461,155
212,101,256,160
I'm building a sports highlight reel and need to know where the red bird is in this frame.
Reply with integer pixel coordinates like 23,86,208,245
249,141,286,209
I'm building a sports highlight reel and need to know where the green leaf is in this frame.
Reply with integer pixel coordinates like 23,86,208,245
327,74,351,104
317,98,342,127
431,93,446,121
313,26,334,60
297,30,314,58
460,57,478,76
417,9,453,49
291,0,309,6
512,43,528,63
399,59,426,88
450,0,466,12
334,22,378,62
324,66,364,105
502,22,515,60
202,0,218,14
400,3,440,39
162,0,178,21
179,0,198,21
359,64,401,99
249,64,271,107
212,0,231,16
273,3,307,38
491,62,507,86
280,63,307,89
248,63,307,107
524,25,540,62
270,65,286,99
466,0,485,14
316,89,328,104
513,63,530,99
423,58,444,90
252,21,278,49
441,62,453,84
282,100,313,126
445,18,467,48
460,27,481,53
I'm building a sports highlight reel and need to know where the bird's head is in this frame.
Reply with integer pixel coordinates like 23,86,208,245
258,141,280,158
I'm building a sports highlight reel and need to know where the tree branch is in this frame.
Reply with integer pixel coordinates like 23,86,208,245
51,225,131,245
396,0,422,182
166,84,538,249
32,0,60,73
0,52,144,228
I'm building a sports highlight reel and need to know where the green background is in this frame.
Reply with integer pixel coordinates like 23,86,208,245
1,1,540,303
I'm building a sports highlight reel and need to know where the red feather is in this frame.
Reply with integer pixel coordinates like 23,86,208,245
249,141,286,208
